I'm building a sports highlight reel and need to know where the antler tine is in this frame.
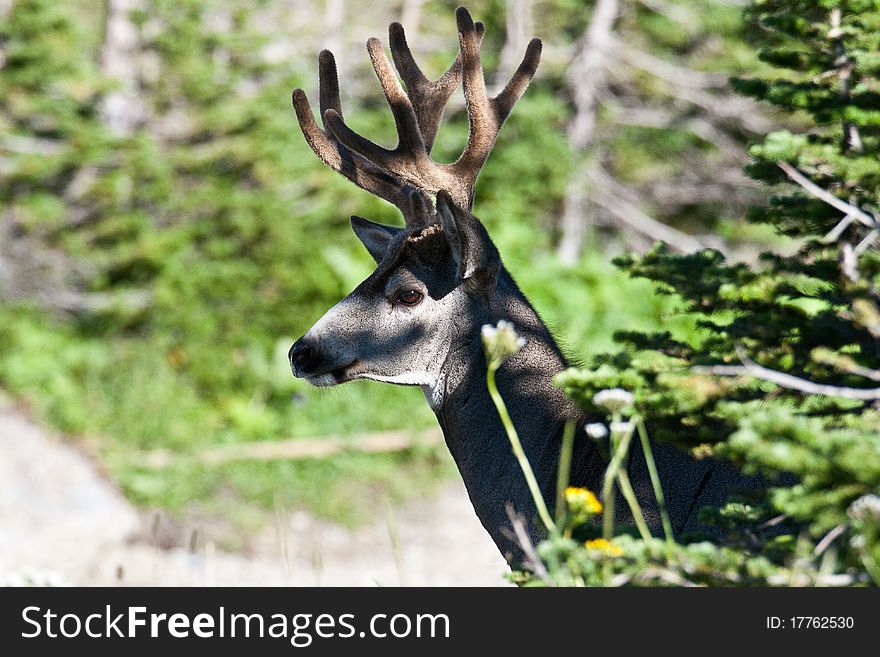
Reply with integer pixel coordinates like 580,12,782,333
292,52,429,224
367,37,427,158
321,37,439,186
495,38,542,124
317,49,343,121
294,7,539,220
452,7,542,205
388,20,485,154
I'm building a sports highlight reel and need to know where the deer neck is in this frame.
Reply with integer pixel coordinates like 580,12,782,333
430,270,599,560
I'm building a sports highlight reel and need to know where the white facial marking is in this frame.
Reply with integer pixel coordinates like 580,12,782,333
358,371,445,410
424,383,444,410
360,371,436,387
306,374,337,387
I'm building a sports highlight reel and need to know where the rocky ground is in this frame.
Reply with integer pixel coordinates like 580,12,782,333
0,401,508,587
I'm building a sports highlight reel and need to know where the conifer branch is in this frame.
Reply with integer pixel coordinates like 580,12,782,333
612,40,728,89
777,161,875,230
693,346,880,401
589,167,708,253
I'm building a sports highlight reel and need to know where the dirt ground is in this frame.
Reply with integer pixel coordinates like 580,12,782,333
0,401,509,587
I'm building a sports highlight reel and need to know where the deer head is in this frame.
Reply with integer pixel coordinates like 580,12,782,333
288,7,541,406
286,8,748,560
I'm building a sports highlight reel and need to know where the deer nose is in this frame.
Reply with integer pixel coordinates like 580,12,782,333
287,340,314,374
289,340,317,376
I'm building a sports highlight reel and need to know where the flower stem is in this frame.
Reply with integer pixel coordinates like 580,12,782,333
555,420,575,528
636,417,674,543
616,467,652,542
486,364,556,534
602,429,631,541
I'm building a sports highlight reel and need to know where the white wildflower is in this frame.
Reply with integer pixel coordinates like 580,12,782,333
592,388,635,414
609,421,635,439
482,320,526,368
584,423,608,441
848,494,880,523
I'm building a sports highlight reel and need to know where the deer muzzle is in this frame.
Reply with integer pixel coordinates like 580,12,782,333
288,337,356,386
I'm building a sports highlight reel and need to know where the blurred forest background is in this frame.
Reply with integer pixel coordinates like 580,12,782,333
0,0,781,539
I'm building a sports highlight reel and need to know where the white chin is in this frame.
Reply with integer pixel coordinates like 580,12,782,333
306,373,338,387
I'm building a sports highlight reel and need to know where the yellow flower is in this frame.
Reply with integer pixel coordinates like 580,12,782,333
565,487,603,514
584,538,623,557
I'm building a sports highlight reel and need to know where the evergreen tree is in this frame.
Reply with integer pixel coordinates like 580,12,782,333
0,0,113,299
555,0,880,584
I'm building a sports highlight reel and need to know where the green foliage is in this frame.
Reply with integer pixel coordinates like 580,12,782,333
532,0,880,586
523,534,789,587
718,402,880,533
0,0,690,528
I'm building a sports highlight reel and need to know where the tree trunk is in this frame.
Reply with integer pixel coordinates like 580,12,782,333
324,0,345,62
400,0,425,41
497,0,533,91
557,0,619,265
100,0,145,137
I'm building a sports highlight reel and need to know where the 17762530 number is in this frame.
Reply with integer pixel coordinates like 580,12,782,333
766,617,854,630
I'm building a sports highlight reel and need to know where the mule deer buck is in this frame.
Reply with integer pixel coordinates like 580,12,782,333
289,7,749,562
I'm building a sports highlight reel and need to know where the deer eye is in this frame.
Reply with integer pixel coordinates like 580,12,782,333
395,289,423,307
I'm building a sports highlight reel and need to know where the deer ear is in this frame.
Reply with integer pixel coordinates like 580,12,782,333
436,190,500,294
350,216,403,262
